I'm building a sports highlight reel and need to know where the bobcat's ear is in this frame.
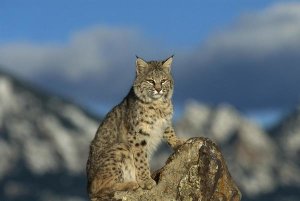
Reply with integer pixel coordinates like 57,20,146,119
136,56,148,75
162,55,174,72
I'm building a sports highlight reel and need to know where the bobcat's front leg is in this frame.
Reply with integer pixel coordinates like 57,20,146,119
163,126,185,150
132,146,156,190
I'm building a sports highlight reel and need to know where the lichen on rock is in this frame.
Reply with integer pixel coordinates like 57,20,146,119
109,137,241,201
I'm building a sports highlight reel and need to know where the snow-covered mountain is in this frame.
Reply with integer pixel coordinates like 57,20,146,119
174,101,300,201
175,101,278,197
1,70,299,201
0,71,99,201
269,107,300,188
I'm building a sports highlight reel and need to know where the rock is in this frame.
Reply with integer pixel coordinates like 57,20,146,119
105,137,241,201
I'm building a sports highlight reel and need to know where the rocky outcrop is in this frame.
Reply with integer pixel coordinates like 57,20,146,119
106,137,241,201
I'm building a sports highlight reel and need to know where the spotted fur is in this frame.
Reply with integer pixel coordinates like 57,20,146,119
86,56,184,200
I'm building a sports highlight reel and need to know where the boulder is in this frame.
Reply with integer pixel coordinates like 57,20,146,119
105,137,241,201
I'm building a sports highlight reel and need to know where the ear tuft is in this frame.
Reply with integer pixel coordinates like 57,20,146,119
136,57,148,75
162,55,174,70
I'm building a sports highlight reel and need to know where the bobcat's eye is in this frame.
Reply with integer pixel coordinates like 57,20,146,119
146,79,155,85
161,79,168,84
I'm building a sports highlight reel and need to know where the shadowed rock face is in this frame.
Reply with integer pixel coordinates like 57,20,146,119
100,137,241,201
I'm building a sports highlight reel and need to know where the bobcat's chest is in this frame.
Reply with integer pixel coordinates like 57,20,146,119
146,116,170,155
132,100,173,155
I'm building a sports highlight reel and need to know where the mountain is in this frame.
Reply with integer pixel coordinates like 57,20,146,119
0,71,99,201
269,107,300,188
174,101,300,201
1,70,300,201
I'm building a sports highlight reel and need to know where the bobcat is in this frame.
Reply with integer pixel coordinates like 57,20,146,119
86,56,184,200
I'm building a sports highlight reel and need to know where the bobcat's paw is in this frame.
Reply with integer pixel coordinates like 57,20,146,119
138,178,156,190
126,181,140,190
173,139,185,150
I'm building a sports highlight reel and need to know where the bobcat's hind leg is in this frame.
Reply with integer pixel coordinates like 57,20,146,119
88,143,138,199
89,177,138,200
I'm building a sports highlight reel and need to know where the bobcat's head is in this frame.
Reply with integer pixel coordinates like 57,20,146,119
133,56,174,103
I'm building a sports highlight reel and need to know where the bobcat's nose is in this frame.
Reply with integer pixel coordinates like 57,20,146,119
154,85,162,93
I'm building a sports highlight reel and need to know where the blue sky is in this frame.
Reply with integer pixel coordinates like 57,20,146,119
1,0,300,120
1,0,284,47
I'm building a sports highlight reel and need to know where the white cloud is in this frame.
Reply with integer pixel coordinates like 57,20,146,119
175,2,300,109
0,43,58,77
0,25,171,108
203,2,300,57
0,26,162,81
1,2,300,110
